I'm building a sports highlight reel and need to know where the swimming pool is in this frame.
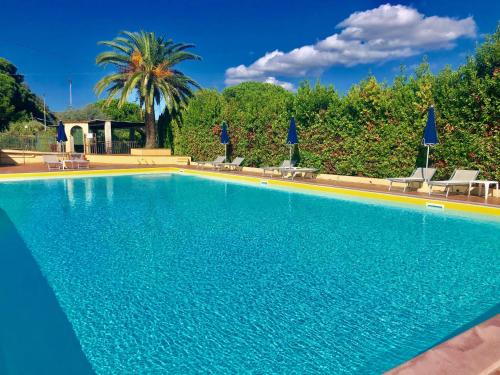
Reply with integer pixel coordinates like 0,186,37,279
0,174,498,374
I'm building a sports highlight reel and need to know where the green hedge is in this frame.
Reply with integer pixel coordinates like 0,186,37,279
174,28,500,180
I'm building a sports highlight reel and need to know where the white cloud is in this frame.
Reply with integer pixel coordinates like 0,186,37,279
225,3,476,88
263,77,295,91
225,73,295,92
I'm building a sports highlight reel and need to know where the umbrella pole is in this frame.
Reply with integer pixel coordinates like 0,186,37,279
225,144,227,162
425,145,430,181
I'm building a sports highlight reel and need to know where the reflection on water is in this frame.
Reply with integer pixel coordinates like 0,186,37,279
61,177,116,208
105,177,114,204
64,179,76,208
84,178,93,204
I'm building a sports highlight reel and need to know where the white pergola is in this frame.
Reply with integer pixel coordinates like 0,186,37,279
63,119,145,153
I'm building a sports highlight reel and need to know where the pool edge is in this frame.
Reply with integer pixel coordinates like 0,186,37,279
181,169,500,218
1,167,499,218
385,314,500,375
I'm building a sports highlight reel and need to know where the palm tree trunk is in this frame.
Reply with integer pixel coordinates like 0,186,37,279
145,105,157,148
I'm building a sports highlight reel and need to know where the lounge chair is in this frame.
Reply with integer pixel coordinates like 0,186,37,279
68,153,90,169
197,156,225,169
285,167,318,180
262,160,296,177
428,169,480,197
43,155,63,171
215,157,245,171
387,168,436,192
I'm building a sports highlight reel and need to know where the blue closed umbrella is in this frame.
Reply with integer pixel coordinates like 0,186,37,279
286,117,298,165
220,121,230,161
56,121,67,152
422,107,439,179
57,121,68,143
423,107,438,146
286,117,298,145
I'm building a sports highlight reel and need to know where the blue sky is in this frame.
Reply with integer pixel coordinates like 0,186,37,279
1,0,499,111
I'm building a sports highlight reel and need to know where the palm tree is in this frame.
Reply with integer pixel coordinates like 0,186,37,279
95,31,201,148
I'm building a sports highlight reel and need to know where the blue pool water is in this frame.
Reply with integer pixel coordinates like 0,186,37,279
0,174,499,374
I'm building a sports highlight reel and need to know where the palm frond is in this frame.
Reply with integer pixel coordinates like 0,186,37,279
96,51,130,66
97,40,132,55
119,72,143,106
94,73,127,96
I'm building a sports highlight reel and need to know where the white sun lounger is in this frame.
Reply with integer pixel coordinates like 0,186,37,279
215,157,245,171
64,153,90,169
43,155,63,171
262,160,295,177
197,156,225,169
283,167,318,180
428,169,480,197
387,168,436,192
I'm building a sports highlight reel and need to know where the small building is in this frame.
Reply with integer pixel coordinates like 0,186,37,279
63,119,145,154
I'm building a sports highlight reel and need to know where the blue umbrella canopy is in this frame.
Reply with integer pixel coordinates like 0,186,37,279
422,106,439,176
220,122,230,145
57,121,68,142
423,106,438,146
286,117,298,145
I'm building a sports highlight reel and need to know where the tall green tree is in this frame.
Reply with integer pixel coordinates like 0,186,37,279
95,31,201,148
0,58,53,130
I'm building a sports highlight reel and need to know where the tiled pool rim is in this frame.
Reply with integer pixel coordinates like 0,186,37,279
0,167,499,218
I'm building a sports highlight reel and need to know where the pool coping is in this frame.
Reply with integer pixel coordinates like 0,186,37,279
385,314,500,375
0,167,499,218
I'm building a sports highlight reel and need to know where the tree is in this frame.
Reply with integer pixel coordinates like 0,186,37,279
0,58,53,131
96,100,143,122
157,106,181,151
175,83,293,166
95,31,201,148
56,99,143,122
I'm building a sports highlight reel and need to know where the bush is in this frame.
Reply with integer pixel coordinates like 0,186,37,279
6,119,54,136
0,120,56,152
174,27,500,180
